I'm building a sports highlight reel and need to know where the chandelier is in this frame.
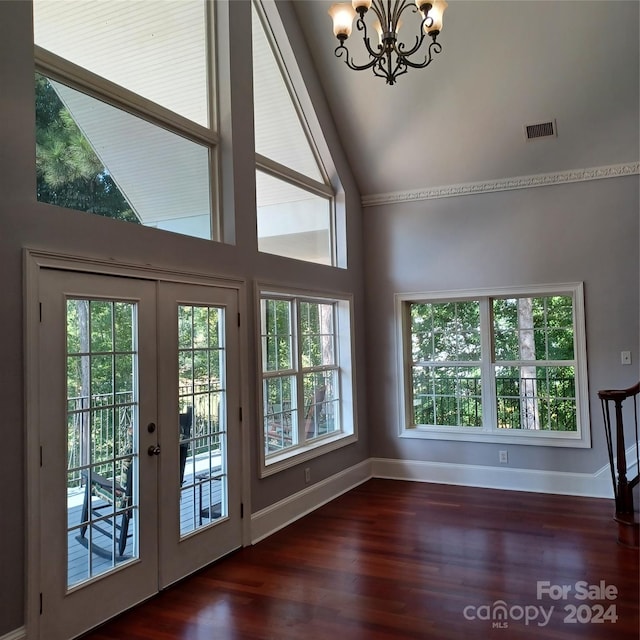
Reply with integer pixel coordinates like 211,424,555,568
328,0,448,85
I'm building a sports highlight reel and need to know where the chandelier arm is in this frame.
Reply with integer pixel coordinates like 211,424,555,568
370,1,389,29
355,16,386,60
395,32,426,59
334,43,381,72
391,0,406,26
372,58,394,84
400,38,442,69
394,0,419,24
389,64,410,83
388,53,408,82
395,15,433,58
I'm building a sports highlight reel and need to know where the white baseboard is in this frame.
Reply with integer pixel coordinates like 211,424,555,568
0,628,26,640
251,459,372,544
250,447,640,544
371,456,616,498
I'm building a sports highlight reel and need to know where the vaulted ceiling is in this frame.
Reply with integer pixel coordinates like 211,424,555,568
292,0,640,200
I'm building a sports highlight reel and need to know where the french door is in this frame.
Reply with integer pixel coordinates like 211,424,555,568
37,269,242,640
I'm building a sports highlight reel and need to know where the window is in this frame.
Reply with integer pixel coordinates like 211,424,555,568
259,289,356,473
33,0,219,240
252,2,339,266
399,283,590,447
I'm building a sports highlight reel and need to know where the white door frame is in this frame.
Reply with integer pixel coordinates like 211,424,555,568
24,248,252,640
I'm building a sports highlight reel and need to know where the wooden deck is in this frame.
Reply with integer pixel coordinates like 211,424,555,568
67,472,222,588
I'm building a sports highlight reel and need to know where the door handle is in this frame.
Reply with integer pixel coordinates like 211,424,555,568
148,445,161,456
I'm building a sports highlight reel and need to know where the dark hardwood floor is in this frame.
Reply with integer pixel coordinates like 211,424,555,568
83,479,639,640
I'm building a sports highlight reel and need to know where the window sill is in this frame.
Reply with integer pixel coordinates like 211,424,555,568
260,432,357,478
400,426,590,448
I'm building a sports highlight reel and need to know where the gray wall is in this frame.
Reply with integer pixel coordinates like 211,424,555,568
0,1,369,635
364,176,639,471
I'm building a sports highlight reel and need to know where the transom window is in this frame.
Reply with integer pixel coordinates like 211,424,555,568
399,283,590,447
259,289,356,473
252,1,339,266
33,0,219,240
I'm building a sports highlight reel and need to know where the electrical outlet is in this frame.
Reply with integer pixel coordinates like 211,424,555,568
304,467,311,483
499,450,508,464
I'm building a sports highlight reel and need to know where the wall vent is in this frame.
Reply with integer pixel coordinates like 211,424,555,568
525,120,556,140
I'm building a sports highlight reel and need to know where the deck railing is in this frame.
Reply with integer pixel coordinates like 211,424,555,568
413,375,577,431
68,390,221,488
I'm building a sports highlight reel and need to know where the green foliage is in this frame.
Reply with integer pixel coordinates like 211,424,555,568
262,299,292,372
409,296,578,432
67,300,226,487
35,74,139,223
411,301,481,363
178,305,223,392
300,301,334,369
493,296,574,361
66,300,136,400
178,305,224,456
412,364,482,427
495,365,577,431
410,301,483,428
262,298,338,452
66,300,136,480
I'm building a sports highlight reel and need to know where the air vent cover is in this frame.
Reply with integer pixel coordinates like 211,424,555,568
525,120,556,140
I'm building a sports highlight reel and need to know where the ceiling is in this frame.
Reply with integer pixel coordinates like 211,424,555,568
292,0,640,200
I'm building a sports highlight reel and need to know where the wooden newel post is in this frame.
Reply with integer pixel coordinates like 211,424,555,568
598,382,640,547
613,395,631,514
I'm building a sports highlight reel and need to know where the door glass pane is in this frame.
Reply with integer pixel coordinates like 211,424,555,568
178,305,228,537
66,299,138,589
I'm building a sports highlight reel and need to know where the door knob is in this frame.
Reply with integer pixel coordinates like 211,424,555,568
148,445,161,456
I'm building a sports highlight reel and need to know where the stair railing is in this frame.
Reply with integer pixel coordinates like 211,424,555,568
598,382,639,518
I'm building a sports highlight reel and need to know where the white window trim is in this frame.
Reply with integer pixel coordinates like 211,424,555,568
396,282,591,448
256,283,357,477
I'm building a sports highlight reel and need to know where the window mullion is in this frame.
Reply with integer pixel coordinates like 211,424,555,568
404,302,415,429
263,369,296,379
256,156,333,199
35,48,218,147
480,297,496,433
205,0,217,135
293,299,304,445
300,363,338,375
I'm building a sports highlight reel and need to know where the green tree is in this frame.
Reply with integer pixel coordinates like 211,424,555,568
410,296,577,432
410,301,482,428
494,295,576,431
35,74,139,223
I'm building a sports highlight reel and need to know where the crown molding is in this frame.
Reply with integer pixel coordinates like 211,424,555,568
361,162,640,208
